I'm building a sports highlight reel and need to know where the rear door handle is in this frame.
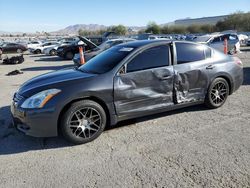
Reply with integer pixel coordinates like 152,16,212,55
206,65,215,69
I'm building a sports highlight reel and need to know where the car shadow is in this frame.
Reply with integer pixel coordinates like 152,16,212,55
34,56,68,62
0,104,208,155
29,54,45,58
0,105,74,155
106,104,209,131
243,67,250,85
240,47,250,52
21,65,74,72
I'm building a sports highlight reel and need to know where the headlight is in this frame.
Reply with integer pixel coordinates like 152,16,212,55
21,89,61,109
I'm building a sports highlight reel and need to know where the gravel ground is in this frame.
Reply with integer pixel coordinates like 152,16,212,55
0,49,250,188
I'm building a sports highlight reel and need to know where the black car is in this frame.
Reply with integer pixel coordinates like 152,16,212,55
11,40,243,144
0,42,27,53
56,36,98,60
73,38,135,66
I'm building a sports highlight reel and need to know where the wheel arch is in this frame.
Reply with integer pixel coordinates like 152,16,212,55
57,96,111,134
211,73,233,95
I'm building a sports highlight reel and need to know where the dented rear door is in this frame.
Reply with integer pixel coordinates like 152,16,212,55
114,44,174,116
173,42,211,103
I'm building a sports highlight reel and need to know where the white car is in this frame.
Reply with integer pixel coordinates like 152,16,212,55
27,41,42,49
43,41,74,56
238,34,249,45
193,33,240,54
30,42,60,54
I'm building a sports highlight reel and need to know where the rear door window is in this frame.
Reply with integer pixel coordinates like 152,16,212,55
127,45,170,73
211,36,221,43
175,43,205,64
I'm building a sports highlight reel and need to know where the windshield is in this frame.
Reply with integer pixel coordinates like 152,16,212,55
193,36,212,42
79,46,134,74
91,41,114,52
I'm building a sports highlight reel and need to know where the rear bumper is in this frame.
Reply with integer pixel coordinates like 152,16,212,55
11,102,58,137
232,66,244,93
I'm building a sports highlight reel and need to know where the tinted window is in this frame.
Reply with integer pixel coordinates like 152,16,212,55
211,37,221,43
79,46,134,74
229,34,238,40
127,45,169,73
176,43,205,64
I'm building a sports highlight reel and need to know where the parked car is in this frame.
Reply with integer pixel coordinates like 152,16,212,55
43,41,74,56
238,34,249,45
246,39,250,46
73,38,135,66
29,42,60,54
11,40,243,144
0,42,27,53
56,37,98,60
27,41,42,49
193,33,240,54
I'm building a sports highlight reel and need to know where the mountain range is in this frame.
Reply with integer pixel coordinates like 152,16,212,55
1,14,229,35
51,24,146,35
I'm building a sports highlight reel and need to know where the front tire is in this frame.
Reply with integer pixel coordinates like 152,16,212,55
50,49,56,56
35,49,41,54
17,49,22,53
65,51,74,59
61,100,106,144
205,78,229,109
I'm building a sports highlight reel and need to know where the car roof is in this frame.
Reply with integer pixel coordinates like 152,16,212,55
117,39,172,48
106,38,135,42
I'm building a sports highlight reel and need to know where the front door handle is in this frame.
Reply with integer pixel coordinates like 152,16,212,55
160,75,171,80
206,65,215,69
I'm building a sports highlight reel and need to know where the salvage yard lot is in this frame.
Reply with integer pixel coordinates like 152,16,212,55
0,49,250,187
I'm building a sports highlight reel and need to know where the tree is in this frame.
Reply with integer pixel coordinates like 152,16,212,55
161,26,170,34
145,22,161,34
215,11,250,32
169,26,187,34
108,25,127,35
187,25,202,33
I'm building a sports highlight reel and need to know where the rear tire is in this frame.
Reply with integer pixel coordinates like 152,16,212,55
61,100,106,144
205,78,229,109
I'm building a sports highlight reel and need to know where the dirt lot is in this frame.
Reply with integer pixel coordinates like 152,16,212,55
0,49,250,188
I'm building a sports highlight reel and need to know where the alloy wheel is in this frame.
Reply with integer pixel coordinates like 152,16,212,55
68,107,102,139
210,81,227,105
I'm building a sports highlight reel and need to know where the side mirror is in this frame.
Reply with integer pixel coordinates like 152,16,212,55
118,65,126,75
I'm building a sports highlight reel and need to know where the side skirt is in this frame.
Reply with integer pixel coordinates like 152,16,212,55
116,101,204,123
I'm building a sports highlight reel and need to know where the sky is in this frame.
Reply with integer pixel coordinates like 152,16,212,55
0,0,249,32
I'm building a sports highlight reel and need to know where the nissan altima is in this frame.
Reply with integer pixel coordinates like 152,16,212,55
11,40,243,144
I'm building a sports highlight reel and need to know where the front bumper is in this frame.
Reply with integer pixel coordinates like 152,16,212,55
11,101,58,137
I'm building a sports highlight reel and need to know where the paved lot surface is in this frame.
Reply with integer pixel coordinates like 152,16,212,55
0,49,250,188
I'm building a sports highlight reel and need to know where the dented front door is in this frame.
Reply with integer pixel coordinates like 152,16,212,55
114,67,174,116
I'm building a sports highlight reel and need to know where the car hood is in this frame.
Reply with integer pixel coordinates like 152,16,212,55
78,36,98,49
18,68,96,97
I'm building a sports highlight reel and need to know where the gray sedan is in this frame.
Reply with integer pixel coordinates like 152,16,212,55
11,40,243,144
